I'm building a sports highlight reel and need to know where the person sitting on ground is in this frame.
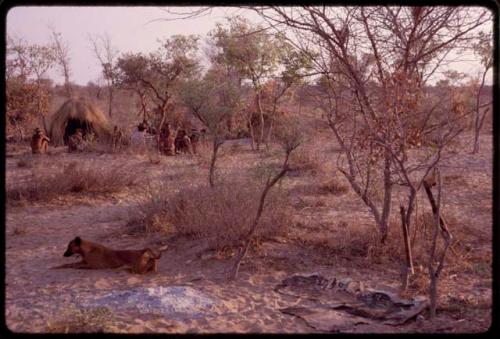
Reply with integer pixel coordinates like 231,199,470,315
130,123,147,149
31,127,50,154
68,129,85,153
175,129,194,155
189,128,203,155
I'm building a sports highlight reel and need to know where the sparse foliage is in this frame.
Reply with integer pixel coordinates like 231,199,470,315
89,33,119,118
209,16,311,150
252,6,489,244
471,30,493,154
49,27,73,98
230,118,302,279
115,53,151,120
180,66,242,186
6,35,56,138
115,35,200,150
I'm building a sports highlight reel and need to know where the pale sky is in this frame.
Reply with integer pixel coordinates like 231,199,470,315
6,6,260,85
6,6,493,86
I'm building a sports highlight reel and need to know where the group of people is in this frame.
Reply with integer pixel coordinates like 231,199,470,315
29,120,206,156
30,127,90,155
128,121,156,151
130,120,205,156
161,123,205,156
67,129,88,153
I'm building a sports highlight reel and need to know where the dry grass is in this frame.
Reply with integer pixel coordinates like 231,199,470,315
7,161,139,205
317,178,349,195
126,181,177,235
228,142,245,154
294,207,488,302
45,306,115,333
13,226,29,236
133,179,293,250
287,144,327,176
302,221,387,263
296,212,463,268
81,140,114,154
443,173,468,187
195,142,214,169
16,156,33,168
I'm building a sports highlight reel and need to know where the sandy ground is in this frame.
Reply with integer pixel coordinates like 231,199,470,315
5,131,492,333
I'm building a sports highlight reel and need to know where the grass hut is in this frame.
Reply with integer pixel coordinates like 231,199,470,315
49,98,112,146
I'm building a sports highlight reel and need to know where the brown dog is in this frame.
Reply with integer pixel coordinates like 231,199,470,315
52,237,168,274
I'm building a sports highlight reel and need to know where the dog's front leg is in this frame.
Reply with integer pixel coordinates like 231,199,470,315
51,261,91,269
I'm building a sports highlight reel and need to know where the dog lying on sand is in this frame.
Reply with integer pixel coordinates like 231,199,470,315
52,237,168,274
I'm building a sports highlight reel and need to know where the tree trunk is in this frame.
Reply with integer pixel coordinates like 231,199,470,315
248,116,256,151
297,92,302,115
265,117,274,150
424,175,452,319
339,167,384,240
64,79,72,98
209,140,220,188
429,273,438,318
157,106,166,153
34,83,49,135
472,67,489,154
141,93,148,122
472,132,480,154
380,152,392,243
230,166,288,280
41,115,49,136
400,205,414,292
108,86,113,118
472,107,489,154
256,91,264,151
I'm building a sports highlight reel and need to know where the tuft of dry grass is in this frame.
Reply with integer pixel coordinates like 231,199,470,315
287,144,328,176
228,142,244,154
7,161,139,205
443,173,468,187
45,306,115,333
133,179,293,250
296,211,469,271
317,178,349,195
17,156,33,168
13,226,29,236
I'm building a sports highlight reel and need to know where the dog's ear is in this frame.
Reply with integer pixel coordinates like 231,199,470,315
74,237,81,245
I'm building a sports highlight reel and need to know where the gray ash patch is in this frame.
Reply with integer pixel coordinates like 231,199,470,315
76,286,218,319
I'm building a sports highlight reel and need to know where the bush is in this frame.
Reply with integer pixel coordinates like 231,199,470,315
134,179,293,250
7,161,139,205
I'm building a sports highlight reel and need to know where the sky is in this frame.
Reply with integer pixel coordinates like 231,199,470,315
6,6,260,85
6,6,493,86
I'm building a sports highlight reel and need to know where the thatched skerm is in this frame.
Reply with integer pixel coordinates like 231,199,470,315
49,98,112,146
